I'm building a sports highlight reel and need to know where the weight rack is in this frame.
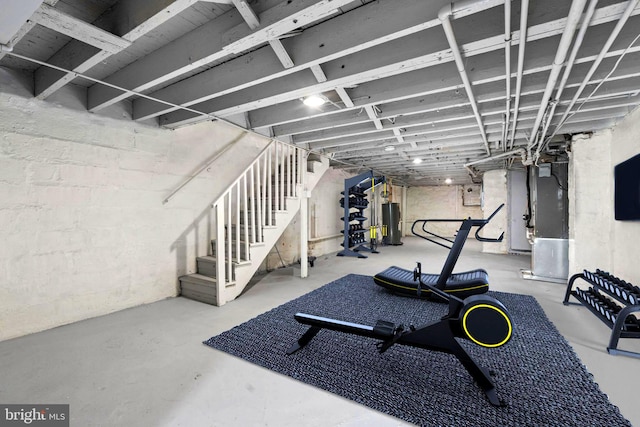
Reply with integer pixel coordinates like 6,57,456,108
563,269,640,358
337,171,385,258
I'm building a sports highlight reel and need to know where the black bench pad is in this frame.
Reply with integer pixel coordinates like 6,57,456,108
373,265,489,299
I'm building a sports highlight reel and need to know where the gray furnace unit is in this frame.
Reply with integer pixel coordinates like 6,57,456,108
382,203,402,245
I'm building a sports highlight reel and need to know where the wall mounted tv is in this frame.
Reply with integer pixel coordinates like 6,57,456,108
615,153,640,221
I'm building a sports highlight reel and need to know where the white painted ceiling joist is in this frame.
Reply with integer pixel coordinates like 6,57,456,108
30,4,131,53
34,0,202,99
157,4,640,128
3,0,640,185
87,0,355,112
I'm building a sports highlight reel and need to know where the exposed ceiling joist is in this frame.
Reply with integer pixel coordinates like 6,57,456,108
30,4,131,53
131,0,447,121
87,0,354,112
2,0,639,186
34,0,202,99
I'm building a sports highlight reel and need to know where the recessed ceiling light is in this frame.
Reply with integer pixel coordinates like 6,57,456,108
412,158,422,164
445,178,452,184
384,146,395,151
303,95,326,107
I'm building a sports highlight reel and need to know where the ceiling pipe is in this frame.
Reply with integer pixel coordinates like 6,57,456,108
527,0,588,152
532,0,599,159
439,1,500,157
463,147,526,176
507,0,529,150
545,0,640,146
503,0,512,152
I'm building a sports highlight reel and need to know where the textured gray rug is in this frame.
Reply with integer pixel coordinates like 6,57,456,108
204,274,630,427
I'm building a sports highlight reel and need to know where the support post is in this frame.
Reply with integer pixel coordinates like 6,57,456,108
215,201,226,306
300,151,309,278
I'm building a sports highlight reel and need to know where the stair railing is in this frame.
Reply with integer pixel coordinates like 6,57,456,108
212,139,306,303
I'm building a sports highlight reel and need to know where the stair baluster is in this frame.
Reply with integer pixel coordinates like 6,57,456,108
181,140,329,306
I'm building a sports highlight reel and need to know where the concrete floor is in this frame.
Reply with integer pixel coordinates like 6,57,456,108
1,237,639,426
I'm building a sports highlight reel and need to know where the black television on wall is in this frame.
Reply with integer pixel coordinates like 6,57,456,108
614,153,640,221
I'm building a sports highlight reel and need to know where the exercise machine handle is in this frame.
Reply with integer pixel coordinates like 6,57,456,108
474,204,505,243
413,262,464,307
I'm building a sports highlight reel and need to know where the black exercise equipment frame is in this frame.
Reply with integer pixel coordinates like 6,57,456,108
288,262,513,406
411,204,505,251
414,204,504,292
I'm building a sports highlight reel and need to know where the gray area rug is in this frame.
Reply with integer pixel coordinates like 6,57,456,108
204,274,630,426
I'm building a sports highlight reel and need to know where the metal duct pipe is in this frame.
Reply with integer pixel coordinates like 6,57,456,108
463,148,526,176
439,1,501,156
507,0,529,149
533,0,599,158
503,0,512,151
547,0,640,144
527,0,588,151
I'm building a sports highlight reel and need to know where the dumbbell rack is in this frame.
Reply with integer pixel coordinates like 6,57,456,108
337,171,385,259
563,269,640,358
338,186,371,258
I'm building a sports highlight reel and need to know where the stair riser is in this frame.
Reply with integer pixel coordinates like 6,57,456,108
228,223,262,232
238,213,277,227
180,280,217,305
197,259,235,280
247,199,292,211
211,241,250,259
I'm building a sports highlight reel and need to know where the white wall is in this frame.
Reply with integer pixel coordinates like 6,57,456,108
569,106,640,284
308,168,354,257
406,185,482,237
481,170,509,254
0,70,270,341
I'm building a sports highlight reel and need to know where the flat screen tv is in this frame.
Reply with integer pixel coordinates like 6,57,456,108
614,153,640,221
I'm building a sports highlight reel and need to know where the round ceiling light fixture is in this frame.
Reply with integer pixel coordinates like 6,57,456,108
384,146,395,151
445,178,453,184
303,95,326,107
412,158,423,164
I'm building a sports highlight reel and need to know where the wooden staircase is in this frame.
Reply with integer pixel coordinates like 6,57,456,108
179,140,329,306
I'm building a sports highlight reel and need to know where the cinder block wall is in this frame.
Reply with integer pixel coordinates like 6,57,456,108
481,170,509,254
568,132,613,274
406,185,482,237
0,73,269,341
569,106,640,284
307,168,354,258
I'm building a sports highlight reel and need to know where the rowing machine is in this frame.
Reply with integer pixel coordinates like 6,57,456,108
288,262,513,406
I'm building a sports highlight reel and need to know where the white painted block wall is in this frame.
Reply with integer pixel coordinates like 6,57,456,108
481,170,509,254
406,185,482,237
569,106,640,284
0,72,270,341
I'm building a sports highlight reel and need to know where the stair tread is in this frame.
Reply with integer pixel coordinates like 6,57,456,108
197,256,252,266
210,240,267,246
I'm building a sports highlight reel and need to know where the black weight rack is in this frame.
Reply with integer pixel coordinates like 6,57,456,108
337,171,385,258
563,269,640,358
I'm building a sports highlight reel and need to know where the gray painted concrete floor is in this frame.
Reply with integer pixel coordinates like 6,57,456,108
1,237,639,426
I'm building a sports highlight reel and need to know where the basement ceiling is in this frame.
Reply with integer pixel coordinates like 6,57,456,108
1,0,639,185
